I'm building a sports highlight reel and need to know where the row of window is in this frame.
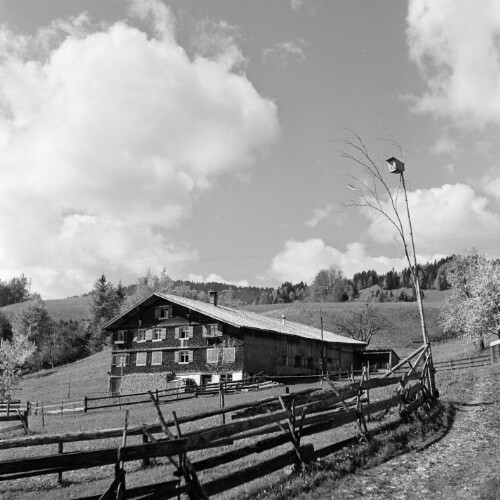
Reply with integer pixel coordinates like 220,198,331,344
278,355,316,369
111,347,236,368
115,324,222,344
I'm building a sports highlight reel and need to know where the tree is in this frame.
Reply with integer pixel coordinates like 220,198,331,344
331,303,390,345
312,265,350,302
440,249,500,347
0,332,35,399
205,338,239,380
0,312,13,341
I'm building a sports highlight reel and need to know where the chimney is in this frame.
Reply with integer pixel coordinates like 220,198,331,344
209,290,218,306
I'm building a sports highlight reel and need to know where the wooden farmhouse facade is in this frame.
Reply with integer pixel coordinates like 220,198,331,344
103,291,366,393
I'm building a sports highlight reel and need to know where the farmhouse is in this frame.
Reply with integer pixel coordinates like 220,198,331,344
103,291,366,393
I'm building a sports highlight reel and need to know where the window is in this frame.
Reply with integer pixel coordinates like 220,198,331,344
203,324,222,337
175,350,193,364
155,305,172,320
294,355,301,368
179,326,190,339
151,351,163,365
112,353,129,367
152,328,163,342
136,329,146,342
115,330,126,343
136,352,147,366
279,354,287,366
307,357,314,369
220,373,233,382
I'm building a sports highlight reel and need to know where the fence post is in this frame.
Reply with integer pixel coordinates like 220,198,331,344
41,405,45,427
58,442,63,484
142,433,151,468
84,397,88,413
219,382,225,425
449,359,453,371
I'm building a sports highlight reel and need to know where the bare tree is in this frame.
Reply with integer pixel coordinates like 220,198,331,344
338,130,436,392
332,303,390,345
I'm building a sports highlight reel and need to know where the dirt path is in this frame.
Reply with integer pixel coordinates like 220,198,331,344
330,366,500,499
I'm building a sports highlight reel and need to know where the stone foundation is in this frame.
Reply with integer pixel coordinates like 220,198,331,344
120,372,172,394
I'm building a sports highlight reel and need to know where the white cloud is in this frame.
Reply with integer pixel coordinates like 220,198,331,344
267,239,442,284
407,0,500,125
263,39,306,66
0,3,279,298
365,183,500,254
188,273,249,288
303,205,344,228
477,167,500,200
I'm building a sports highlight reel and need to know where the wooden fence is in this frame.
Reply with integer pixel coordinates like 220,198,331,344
433,354,492,372
0,400,29,435
0,344,437,499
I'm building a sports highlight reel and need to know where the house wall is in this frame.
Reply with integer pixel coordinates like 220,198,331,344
108,297,364,390
243,330,358,376
109,300,245,392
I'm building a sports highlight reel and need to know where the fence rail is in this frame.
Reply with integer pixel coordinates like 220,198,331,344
433,354,491,372
0,356,434,499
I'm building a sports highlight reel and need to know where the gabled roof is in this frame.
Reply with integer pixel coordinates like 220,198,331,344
104,292,365,346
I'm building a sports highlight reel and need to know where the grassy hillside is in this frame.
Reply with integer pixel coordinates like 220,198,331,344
0,295,91,322
247,297,446,349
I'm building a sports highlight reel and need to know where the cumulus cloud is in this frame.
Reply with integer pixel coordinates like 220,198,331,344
0,2,279,297
263,39,306,66
365,183,500,254
407,0,500,125
267,239,442,284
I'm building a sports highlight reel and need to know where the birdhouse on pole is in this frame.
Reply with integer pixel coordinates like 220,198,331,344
386,157,405,174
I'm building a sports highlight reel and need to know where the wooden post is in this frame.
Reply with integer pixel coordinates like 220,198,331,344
41,405,45,427
278,395,303,465
6,399,10,417
115,410,129,499
84,397,88,413
148,392,208,500
67,382,71,400
449,359,453,371
58,442,63,484
142,433,151,468
365,366,371,422
219,382,225,425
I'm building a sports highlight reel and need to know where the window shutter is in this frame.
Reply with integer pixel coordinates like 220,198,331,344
223,347,235,363
188,350,194,363
216,324,223,336
145,329,153,341
188,326,194,338
202,325,207,338
174,327,180,339
174,351,179,363
133,330,138,342
207,348,216,363
154,306,161,319
161,328,167,340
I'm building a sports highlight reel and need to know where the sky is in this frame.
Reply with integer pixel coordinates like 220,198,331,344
1,0,500,299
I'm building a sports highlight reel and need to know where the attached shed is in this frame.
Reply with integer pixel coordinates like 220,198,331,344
356,348,400,371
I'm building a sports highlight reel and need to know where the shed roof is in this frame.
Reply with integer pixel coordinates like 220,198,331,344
104,292,365,347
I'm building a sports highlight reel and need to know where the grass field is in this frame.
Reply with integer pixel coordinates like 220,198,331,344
0,295,91,322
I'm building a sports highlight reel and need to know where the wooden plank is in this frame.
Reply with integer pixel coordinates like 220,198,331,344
202,444,314,497
382,344,427,377
183,409,292,450
0,440,187,477
79,480,189,500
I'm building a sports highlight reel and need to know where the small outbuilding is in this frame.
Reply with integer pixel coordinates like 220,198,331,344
356,348,400,371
